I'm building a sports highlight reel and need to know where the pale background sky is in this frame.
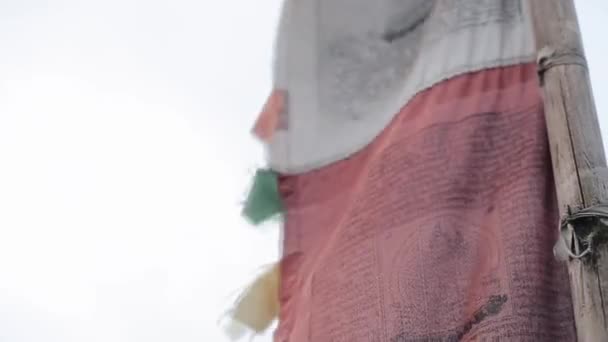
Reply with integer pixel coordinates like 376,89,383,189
0,1,606,341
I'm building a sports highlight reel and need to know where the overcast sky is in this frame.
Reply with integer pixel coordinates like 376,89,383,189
0,1,606,341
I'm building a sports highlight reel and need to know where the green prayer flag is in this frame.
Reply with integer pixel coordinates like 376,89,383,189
242,169,284,225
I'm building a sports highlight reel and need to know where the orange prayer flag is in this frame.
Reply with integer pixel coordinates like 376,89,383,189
252,89,286,142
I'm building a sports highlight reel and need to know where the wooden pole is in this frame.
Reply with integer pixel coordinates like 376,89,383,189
528,1,608,340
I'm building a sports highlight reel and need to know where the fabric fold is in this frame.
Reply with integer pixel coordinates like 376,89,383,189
267,0,535,174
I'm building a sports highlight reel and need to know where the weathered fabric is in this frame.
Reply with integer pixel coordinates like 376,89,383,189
274,64,576,341
268,0,535,173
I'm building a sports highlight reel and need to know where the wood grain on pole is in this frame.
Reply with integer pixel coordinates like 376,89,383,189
528,1,608,340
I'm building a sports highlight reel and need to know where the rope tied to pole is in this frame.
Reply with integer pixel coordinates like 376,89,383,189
554,204,608,261
537,46,587,81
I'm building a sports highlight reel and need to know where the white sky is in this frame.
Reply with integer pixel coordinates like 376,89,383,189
0,1,606,341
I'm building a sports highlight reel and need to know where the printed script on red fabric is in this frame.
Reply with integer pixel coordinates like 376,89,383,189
275,64,576,341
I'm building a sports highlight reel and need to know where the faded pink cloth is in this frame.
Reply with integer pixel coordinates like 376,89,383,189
275,64,576,341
